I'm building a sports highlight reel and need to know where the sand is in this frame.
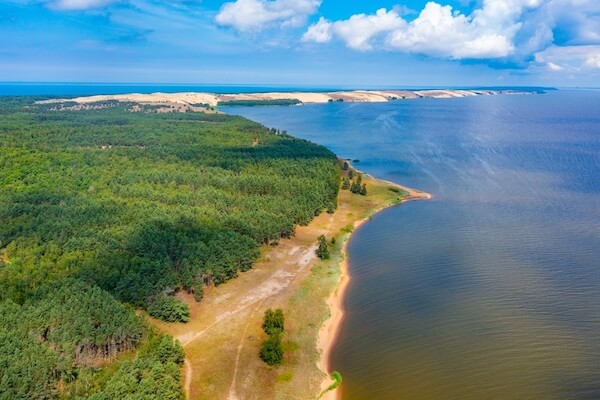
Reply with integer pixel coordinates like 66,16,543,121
35,89,528,108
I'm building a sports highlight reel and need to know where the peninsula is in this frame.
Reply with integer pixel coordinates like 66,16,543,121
0,96,430,400
36,88,535,110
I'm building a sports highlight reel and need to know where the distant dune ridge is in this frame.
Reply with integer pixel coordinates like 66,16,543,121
36,89,533,107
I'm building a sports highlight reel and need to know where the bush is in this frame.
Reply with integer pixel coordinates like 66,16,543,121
260,308,286,366
262,308,284,335
260,334,284,366
148,295,190,323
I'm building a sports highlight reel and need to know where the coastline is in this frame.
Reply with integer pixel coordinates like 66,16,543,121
317,180,431,400
35,88,536,108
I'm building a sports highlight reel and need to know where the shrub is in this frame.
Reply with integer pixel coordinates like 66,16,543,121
260,334,284,366
262,308,284,335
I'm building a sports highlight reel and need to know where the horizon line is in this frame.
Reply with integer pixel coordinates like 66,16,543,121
0,81,569,90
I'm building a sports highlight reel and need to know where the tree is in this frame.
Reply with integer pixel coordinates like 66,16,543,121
193,284,204,302
350,174,363,194
260,308,285,365
262,308,285,335
348,169,354,179
316,235,330,259
341,177,350,190
148,295,190,323
342,161,349,170
360,184,367,196
260,334,284,366
140,334,185,365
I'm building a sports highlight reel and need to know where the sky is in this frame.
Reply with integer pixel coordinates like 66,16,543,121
1,0,599,87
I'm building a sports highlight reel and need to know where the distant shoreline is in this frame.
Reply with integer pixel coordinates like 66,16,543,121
34,88,541,108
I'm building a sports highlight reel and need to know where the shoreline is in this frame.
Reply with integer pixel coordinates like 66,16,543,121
317,180,430,400
35,88,537,108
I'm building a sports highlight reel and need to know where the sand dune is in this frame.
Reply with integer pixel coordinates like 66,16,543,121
36,89,531,107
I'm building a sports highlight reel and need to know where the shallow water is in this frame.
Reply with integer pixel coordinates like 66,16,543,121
228,90,600,400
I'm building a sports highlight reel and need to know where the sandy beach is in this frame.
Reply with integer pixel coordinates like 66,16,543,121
317,181,431,400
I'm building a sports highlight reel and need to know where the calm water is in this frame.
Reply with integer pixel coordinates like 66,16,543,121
227,91,600,400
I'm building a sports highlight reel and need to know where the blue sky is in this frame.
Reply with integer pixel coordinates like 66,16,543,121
1,0,599,86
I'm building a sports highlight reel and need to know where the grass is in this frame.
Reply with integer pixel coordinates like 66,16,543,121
276,371,294,383
318,371,343,399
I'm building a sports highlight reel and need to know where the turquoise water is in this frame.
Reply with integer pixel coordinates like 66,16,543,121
227,91,600,399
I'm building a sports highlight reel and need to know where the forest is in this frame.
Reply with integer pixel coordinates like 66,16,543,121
0,97,341,398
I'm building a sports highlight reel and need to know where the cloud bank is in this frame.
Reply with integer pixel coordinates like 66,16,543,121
302,0,600,68
303,0,541,59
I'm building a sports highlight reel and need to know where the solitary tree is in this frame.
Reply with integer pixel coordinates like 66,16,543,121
342,161,349,170
348,169,354,179
316,235,330,259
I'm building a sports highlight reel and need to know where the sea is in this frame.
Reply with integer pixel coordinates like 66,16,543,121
226,91,600,400
3,85,599,399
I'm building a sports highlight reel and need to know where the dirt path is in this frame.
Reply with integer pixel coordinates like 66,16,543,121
183,359,192,398
227,298,267,400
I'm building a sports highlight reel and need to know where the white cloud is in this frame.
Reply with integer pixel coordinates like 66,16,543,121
387,2,522,59
47,0,117,10
303,9,404,51
216,0,320,32
585,53,600,69
332,9,404,51
303,1,547,59
547,61,564,71
302,17,331,43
